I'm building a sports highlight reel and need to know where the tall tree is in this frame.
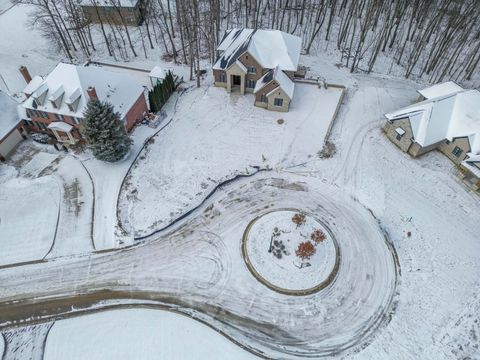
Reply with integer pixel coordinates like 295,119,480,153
83,99,132,162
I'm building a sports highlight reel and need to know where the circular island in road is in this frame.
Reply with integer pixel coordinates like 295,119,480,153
242,209,340,295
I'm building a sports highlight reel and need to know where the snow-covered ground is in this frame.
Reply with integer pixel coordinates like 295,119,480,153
0,176,58,266
0,1,479,359
244,209,337,292
0,331,4,359
43,308,258,360
0,142,94,265
119,82,343,237
0,0,57,98
82,94,182,249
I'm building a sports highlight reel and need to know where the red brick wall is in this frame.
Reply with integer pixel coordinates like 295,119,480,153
238,52,265,82
125,92,148,132
255,80,278,102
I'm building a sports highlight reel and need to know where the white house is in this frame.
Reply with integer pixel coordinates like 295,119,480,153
384,82,480,192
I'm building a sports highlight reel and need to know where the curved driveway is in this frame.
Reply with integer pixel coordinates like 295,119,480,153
0,173,398,359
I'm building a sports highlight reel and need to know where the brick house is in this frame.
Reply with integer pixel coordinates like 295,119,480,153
212,29,302,112
80,0,144,26
19,63,148,145
384,81,480,193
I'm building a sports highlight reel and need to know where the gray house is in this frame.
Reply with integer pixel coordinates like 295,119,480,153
0,90,24,161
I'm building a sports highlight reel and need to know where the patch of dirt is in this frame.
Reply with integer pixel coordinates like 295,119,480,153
318,141,336,159
63,179,83,216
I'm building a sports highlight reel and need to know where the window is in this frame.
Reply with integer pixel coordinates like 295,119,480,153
35,121,47,131
452,146,463,158
55,113,64,122
274,98,283,107
248,67,256,74
246,79,256,88
395,127,405,141
73,117,83,124
219,73,226,83
260,94,267,103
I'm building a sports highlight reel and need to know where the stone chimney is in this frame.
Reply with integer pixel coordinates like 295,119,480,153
87,86,98,101
19,65,32,84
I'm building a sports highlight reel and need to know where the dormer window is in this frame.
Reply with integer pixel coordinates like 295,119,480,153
32,83,49,106
65,88,82,113
49,85,65,109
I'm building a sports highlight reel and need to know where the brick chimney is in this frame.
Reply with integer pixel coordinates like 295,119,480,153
19,65,32,84
87,86,98,101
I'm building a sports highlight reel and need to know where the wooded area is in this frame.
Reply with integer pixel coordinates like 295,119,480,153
13,0,480,85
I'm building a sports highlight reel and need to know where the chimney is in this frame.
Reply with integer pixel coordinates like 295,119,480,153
87,86,98,101
19,65,32,84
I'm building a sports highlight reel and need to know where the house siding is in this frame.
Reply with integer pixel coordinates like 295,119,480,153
438,137,470,165
125,92,148,132
0,128,23,160
254,80,278,103
267,88,290,112
383,118,415,153
213,69,227,88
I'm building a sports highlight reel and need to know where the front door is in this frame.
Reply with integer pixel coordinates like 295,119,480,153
232,75,241,86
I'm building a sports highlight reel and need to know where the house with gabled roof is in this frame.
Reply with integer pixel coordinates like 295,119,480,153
18,63,148,146
212,29,302,112
384,81,480,193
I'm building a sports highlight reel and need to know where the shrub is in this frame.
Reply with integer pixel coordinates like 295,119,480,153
311,229,326,244
295,241,316,260
292,213,306,227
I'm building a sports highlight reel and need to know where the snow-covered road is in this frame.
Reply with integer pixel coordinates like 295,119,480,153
0,173,398,359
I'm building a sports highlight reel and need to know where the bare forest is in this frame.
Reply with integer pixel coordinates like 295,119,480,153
13,0,480,86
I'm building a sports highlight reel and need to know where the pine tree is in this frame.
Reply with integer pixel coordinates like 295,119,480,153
83,99,133,162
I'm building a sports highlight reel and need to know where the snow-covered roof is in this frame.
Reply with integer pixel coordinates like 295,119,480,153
417,81,464,100
0,90,21,140
22,75,43,96
213,29,302,72
149,66,168,80
48,121,73,132
386,88,480,155
254,67,295,99
79,0,139,7
22,63,145,120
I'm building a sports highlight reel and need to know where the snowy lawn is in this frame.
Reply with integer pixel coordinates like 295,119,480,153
0,142,94,265
0,177,58,266
81,92,180,250
119,82,343,236
44,308,258,360
244,209,337,292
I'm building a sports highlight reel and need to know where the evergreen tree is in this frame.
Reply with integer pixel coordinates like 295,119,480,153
83,99,133,162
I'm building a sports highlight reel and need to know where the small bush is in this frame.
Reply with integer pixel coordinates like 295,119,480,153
292,213,306,227
311,229,326,244
295,241,316,260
